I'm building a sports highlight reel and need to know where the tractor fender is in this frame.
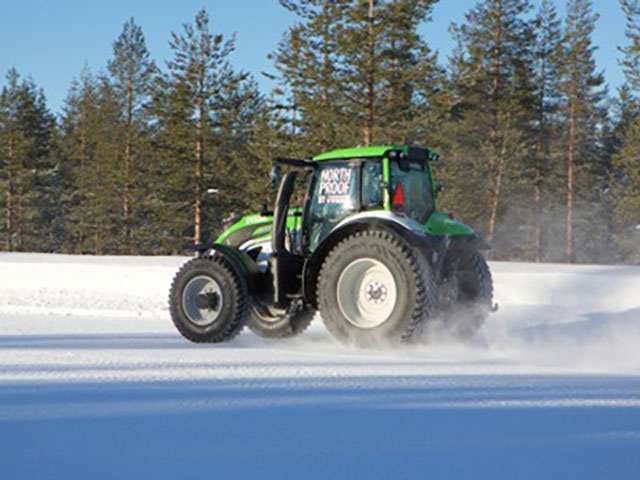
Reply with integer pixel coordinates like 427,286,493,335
447,233,491,252
302,218,435,309
198,243,264,295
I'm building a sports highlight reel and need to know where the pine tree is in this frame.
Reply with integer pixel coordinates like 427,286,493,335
611,0,640,262
0,69,57,251
446,0,536,252
620,0,640,95
558,0,606,262
107,18,155,252
612,117,640,263
531,0,563,261
154,8,261,248
274,0,441,150
0,69,27,250
60,67,123,254
273,1,351,153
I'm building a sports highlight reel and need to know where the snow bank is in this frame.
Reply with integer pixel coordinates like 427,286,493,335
0,253,185,318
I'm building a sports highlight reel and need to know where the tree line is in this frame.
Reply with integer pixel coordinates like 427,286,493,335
1,0,640,264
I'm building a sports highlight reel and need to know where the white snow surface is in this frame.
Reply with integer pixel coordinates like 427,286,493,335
0,253,639,479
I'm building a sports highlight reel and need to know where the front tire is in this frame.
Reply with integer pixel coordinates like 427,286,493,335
318,230,436,348
169,257,249,343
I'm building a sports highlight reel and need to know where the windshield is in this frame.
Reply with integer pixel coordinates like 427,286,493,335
390,159,433,224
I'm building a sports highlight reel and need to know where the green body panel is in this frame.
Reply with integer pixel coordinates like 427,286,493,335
313,145,406,161
215,214,270,244
216,211,300,247
382,157,391,210
312,145,440,162
425,211,474,236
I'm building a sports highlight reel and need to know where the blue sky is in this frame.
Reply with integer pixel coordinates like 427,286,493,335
0,1,628,115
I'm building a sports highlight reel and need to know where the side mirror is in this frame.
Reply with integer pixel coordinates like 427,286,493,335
270,164,281,191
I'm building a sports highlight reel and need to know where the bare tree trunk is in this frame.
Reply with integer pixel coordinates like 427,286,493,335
566,102,576,263
535,55,547,263
78,110,87,252
321,2,331,147
123,71,133,252
5,137,14,251
490,0,503,145
17,183,23,251
487,1,503,244
363,0,375,146
534,182,542,261
94,218,102,255
194,101,204,246
488,130,508,243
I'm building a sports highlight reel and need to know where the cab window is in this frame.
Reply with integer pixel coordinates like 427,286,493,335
304,163,358,251
390,159,433,224
361,160,383,209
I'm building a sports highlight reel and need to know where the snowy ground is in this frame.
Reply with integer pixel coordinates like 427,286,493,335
0,253,639,479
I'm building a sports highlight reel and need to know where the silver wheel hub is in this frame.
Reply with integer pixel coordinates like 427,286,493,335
182,275,224,326
337,258,398,329
365,282,388,304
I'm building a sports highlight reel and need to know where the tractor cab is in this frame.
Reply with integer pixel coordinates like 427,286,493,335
272,146,441,255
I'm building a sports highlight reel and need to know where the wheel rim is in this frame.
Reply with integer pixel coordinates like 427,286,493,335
336,258,398,329
182,275,224,326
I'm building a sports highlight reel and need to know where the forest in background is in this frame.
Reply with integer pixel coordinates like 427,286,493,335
1,0,640,264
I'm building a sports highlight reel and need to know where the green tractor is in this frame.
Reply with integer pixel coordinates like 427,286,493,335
169,146,494,347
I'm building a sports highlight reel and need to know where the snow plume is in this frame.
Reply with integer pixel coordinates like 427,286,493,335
482,262,640,374
0,253,639,374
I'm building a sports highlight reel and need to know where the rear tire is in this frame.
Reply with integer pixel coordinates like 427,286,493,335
169,257,249,343
438,250,493,339
318,230,436,348
248,305,315,339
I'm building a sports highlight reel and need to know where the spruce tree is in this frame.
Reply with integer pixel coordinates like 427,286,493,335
274,0,441,150
0,69,27,250
531,0,563,261
0,69,57,251
60,68,123,254
611,0,640,262
107,18,155,252
558,0,606,262
154,8,261,248
446,0,536,252
273,1,351,153
620,0,640,95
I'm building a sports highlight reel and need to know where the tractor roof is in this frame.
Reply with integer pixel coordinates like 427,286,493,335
312,145,407,162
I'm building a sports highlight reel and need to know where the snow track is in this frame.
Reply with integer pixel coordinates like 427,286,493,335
0,253,639,479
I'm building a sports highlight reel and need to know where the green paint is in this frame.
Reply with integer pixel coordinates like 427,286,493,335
313,145,407,161
425,211,474,236
382,157,391,210
215,214,270,244
215,210,301,245
426,161,438,211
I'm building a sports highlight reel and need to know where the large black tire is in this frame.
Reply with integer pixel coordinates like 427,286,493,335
317,230,437,348
248,306,315,339
169,256,249,343
438,249,493,339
